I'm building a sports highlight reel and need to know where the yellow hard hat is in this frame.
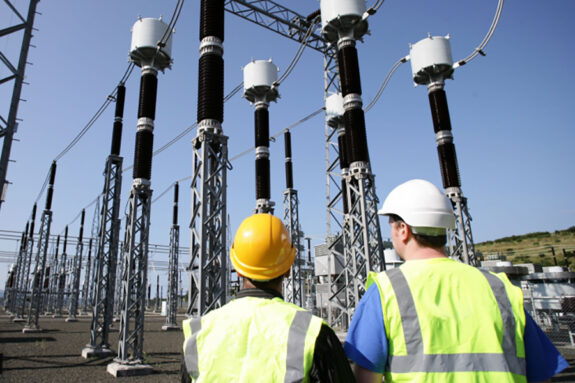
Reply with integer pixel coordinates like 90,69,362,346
230,214,295,281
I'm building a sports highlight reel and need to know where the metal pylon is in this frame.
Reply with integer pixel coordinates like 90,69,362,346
283,188,303,306
188,127,229,316
25,210,52,330
86,154,122,354
116,182,151,362
164,224,179,329
447,188,478,266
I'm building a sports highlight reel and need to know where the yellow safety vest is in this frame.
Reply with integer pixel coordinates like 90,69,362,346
368,257,526,383
182,296,324,383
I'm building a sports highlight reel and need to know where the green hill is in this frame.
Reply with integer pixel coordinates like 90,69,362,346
475,226,575,268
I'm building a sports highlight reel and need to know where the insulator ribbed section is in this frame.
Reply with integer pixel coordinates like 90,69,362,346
133,130,154,180
138,73,158,120
255,108,269,147
341,179,349,214
46,162,57,210
344,108,370,163
197,54,224,123
255,158,270,200
437,143,461,188
79,210,85,241
285,162,293,189
200,0,224,41
63,226,68,253
111,85,126,155
173,183,179,225
337,132,349,169
284,131,292,158
428,88,452,134
30,204,37,235
338,45,362,96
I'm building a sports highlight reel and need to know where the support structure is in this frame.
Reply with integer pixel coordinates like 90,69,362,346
188,0,229,316
282,130,303,306
409,35,477,266
320,0,386,330
14,204,36,321
67,209,85,322
163,183,180,331
0,0,40,211
9,223,28,317
23,161,56,333
107,17,172,377
80,238,93,314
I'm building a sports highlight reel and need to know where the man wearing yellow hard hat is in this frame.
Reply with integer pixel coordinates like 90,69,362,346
181,213,355,382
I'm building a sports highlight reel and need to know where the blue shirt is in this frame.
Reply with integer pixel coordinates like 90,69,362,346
344,283,569,381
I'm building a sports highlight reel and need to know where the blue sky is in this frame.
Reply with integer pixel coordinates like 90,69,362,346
1,0,574,289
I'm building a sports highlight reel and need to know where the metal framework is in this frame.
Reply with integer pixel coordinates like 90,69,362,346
283,188,303,306
67,210,85,321
224,1,386,331
116,182,151,363
164,183,180,330
188,128,229,315
86,154,123,354
0,0,40,211
447,189,478,265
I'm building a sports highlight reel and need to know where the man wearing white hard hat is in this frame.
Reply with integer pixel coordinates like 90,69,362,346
344,179,568,382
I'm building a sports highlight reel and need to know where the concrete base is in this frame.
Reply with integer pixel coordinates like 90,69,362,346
52,314,62,318
22,326,43,333
65,317,78,322
81,346,114,359
107,361,153,377
12,317,26,323
161,324,180,331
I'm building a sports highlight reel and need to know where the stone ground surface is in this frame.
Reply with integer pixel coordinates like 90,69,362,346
1,310,575,382
0,312,184,382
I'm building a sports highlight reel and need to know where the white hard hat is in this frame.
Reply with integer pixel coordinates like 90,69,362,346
378,179,456,234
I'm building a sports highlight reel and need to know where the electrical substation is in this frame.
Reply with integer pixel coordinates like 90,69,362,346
1,0,575,380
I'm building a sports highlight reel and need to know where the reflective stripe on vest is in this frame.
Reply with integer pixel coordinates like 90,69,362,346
386,267,526,375
183,305,316,382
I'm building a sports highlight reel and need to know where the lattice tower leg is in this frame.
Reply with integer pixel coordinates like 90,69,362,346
85,155,122,356
164,224,180,329
67,240,83,321
283,189,303,306
25,211,52,331
115,183,151,363
446,187,478,266
188,128,228,316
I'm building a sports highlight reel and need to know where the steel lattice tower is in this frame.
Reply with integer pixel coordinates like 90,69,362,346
83,84,125,358
0,0,40,211
13,206,36,322
188,0,228,316
282,131,303,306
9,223,28,317
67,209,85,321
24,161,56,332
108,18,172,377
163,183,180,330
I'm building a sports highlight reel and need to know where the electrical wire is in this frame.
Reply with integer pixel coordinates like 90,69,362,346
158,0,184,47
453,0,504,68
364,56,408,113
275,18,319,86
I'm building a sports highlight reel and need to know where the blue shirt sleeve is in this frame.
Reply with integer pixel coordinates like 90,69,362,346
344,284,388,373
524,310,569,381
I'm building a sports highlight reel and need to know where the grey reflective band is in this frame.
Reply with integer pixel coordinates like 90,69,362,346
184,318,202,379
385,268,526,375
285,310,313,383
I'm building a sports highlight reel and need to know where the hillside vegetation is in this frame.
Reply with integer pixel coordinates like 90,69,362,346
475,226,575,269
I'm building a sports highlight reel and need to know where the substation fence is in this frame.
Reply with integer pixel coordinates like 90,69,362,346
525,295,575,348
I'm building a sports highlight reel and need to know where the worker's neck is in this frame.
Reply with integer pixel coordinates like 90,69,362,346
401,241,447,261
243,277,283,295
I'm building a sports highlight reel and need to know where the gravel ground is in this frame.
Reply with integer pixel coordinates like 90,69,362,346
2,309,575,382
0,311,184,382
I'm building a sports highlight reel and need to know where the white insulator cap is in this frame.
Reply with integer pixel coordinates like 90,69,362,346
326,93,344,119
130,17,173,70
320,0,368,42
243,59,279,103
409,35,454,85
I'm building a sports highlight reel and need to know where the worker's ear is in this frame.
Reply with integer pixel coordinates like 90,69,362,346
397,221,411,244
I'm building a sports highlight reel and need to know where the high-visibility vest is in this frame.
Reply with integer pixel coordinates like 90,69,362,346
368,257,527,383
182,296,324,383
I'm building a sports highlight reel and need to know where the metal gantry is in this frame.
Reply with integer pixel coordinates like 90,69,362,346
67,209,85,321
0,0,40,212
